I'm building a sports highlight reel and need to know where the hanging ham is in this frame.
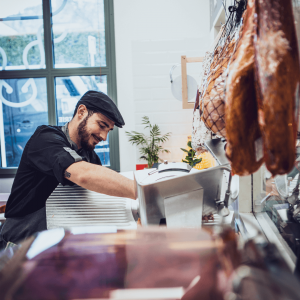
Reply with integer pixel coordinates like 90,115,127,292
254,0,300,176
225,0,263,175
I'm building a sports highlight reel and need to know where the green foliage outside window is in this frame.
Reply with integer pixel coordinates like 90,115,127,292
0,32,105,67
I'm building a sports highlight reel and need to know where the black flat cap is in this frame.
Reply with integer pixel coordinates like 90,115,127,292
73,91,125,128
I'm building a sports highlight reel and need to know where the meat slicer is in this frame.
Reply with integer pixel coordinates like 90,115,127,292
134,138,235,227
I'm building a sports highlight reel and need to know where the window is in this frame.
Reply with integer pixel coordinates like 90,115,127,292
0,0,119,174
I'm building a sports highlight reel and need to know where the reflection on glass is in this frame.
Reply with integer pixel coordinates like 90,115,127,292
70,226,117,235
26,228,65,260
55,75,110,166
261,146,300,257
0,78,48,168
51,0,106,68
0,1,45,70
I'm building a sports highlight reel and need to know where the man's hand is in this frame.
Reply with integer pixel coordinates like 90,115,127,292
65,161,137,200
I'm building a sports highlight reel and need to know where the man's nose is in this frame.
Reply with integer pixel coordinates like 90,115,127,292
100,132,108,141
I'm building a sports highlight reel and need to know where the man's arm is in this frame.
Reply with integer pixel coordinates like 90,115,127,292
65,161,137,200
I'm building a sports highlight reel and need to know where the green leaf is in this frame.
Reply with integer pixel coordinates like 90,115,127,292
194,158,202,163
140,156,147,161
180,148,189,153
188,149,194,156
142,116,152,129
187,141,192,148
182,159,189,164
126,130,148,146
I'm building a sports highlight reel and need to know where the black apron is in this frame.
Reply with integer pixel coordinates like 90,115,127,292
0,206,46,249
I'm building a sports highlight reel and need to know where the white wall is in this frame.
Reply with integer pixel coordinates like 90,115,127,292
114,0,211,172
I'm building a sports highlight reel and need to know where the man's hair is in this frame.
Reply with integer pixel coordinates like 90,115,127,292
73,105,94,118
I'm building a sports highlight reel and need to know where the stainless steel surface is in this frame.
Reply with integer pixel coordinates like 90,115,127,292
236,212,266,242
46,184,137,230
135,165,232,226
205,137,240,208
204,138,229,166
164,188,204,228
255,212,296,271
217,171,232,217
131,199,139,221
158,162,192,173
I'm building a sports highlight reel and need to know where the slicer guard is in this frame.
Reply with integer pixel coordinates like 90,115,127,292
135,164,232,227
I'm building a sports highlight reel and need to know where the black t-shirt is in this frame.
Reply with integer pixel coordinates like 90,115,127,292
5,125,101,218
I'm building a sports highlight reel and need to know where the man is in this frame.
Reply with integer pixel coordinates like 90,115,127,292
0,91,136,249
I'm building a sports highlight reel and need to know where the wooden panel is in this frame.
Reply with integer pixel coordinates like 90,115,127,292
181,55,188,109
182,101,195,109
186,57,203,63
181,56,203,109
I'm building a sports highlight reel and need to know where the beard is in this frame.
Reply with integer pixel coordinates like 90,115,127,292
77,116,95,152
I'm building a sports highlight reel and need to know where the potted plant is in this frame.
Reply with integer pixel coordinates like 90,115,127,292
181,141,202,167
126,116,171,168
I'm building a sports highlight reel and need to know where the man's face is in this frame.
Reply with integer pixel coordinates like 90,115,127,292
77,111,115,151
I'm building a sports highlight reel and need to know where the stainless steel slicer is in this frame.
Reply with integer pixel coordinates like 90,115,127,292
135,139,233,228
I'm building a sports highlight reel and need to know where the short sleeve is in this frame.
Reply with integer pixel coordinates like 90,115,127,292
26,126,82,185
95,154,102,165
91,152,102,166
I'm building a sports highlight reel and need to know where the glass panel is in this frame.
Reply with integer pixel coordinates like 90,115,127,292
51,0,106,68
0,1,45,70
55,75,110,166
0,78,48,168
260,154,300,257
253,1,300,263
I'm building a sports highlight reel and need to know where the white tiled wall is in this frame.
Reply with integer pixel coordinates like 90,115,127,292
114,0,212,171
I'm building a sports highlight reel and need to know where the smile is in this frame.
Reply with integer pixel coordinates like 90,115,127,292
92,134,102,143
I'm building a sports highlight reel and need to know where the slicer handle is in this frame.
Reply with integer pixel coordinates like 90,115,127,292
217,166,232,217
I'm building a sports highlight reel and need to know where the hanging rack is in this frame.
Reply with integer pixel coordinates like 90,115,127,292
213,0,247,53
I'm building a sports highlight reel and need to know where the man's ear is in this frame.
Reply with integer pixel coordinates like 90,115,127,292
77,104,88,119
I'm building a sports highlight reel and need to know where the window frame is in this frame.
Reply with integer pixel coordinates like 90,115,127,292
0,0,120,175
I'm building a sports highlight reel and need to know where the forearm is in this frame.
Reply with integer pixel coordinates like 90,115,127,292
65,161,137,200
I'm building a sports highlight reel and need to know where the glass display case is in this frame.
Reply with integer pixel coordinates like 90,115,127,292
249,0,300,275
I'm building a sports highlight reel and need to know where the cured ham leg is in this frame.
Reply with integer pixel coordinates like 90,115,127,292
254,0,300,176
225,0,263,175
200,38,237,138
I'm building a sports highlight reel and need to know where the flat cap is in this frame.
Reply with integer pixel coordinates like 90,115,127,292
74,91,125,128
